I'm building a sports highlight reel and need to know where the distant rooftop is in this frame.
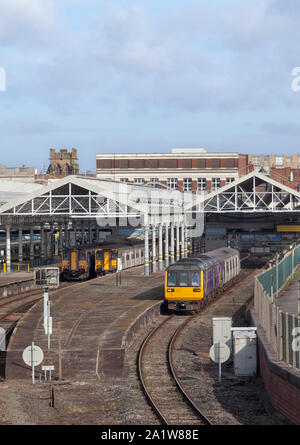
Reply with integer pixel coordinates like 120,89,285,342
0,164,37,174
171,148,207,154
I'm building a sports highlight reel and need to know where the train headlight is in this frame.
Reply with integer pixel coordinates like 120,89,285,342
167,288,175,292
193,288,201,292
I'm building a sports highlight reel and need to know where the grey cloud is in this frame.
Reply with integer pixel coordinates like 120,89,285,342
3,0,300,115
261,122,300,136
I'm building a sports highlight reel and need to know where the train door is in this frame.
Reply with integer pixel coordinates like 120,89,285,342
104,251,110,271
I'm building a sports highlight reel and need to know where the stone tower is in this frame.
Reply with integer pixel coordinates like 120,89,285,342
47,148,79,175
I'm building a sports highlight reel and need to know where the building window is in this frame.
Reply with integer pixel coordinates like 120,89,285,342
182,159,192,169
120,159,129,169
226,177,235,184
149,178,159,187
275,156,283,168
211,159,220,168
100,160,112,169
149,159,159,169
197,178,207,191
167,178,178,189
134,178,144,184
120,178,129,183
212,178,221,190
225,159,235,168
133,159,145,169
183,178,192,191
165,159,178,168
196,159,206,168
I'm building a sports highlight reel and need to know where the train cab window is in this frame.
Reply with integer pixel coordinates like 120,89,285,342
167,272,177,287
96,250,103,260
79,251,86,260
179,272,188,287
191,272,200,287
111,251,118,260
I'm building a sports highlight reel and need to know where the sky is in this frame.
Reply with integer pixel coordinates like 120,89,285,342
1,0,300,172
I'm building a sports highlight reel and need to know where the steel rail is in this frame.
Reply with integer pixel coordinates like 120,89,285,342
169,323,213,425
138,313,213,425
138,315,173,425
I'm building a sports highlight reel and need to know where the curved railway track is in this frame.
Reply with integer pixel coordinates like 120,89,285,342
0,281,75,323
138,314,213,425
137,269,252,425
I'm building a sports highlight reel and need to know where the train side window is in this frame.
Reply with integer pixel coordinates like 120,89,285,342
167,272,177,286
179,272,188,286
126,254,130,261
191,272,200,287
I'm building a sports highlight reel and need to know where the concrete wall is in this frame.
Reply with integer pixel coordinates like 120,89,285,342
0,278,36,299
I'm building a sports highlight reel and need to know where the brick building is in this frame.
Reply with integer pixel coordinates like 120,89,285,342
248,153,300,171
248,154,300,191
96,149,248,193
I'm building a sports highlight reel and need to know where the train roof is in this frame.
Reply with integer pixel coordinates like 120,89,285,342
207,247,239,261
166,248,239,270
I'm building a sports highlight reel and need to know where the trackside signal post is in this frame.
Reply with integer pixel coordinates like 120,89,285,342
210,342,230,382
34,268,59,349
116,257,122,286
22,342,44,385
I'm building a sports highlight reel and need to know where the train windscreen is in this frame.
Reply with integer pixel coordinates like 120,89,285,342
96,250,104,260
167,271,201,287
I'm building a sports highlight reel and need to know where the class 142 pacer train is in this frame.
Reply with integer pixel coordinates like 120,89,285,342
164,247,240,312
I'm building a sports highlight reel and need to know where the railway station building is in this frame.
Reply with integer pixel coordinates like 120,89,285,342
96,148,249,193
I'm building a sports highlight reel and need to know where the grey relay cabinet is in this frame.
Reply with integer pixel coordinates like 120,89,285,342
231,328,257,377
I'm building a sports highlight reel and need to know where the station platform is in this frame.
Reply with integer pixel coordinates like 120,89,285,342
276,265,300,315
0,271,33,287
5,266,165,380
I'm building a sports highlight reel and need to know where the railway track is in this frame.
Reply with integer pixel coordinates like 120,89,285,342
137,269,253,425
138,314,213,425
0,281,74,323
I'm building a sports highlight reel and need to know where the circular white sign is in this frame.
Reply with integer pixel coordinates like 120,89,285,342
22,345,44,367
209,342,230,364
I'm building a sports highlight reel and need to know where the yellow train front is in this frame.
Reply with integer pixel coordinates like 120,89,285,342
95,248,119,276
62,247,95,281
164,248,240,312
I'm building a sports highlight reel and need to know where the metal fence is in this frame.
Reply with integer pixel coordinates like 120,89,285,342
254,245,300,369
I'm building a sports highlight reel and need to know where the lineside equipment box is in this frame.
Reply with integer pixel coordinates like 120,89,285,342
213,317,233,352
231,327,257,377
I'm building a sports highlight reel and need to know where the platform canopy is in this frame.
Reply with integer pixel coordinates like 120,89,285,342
0,175,190,226
0,180,43,206
187,170,300,213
